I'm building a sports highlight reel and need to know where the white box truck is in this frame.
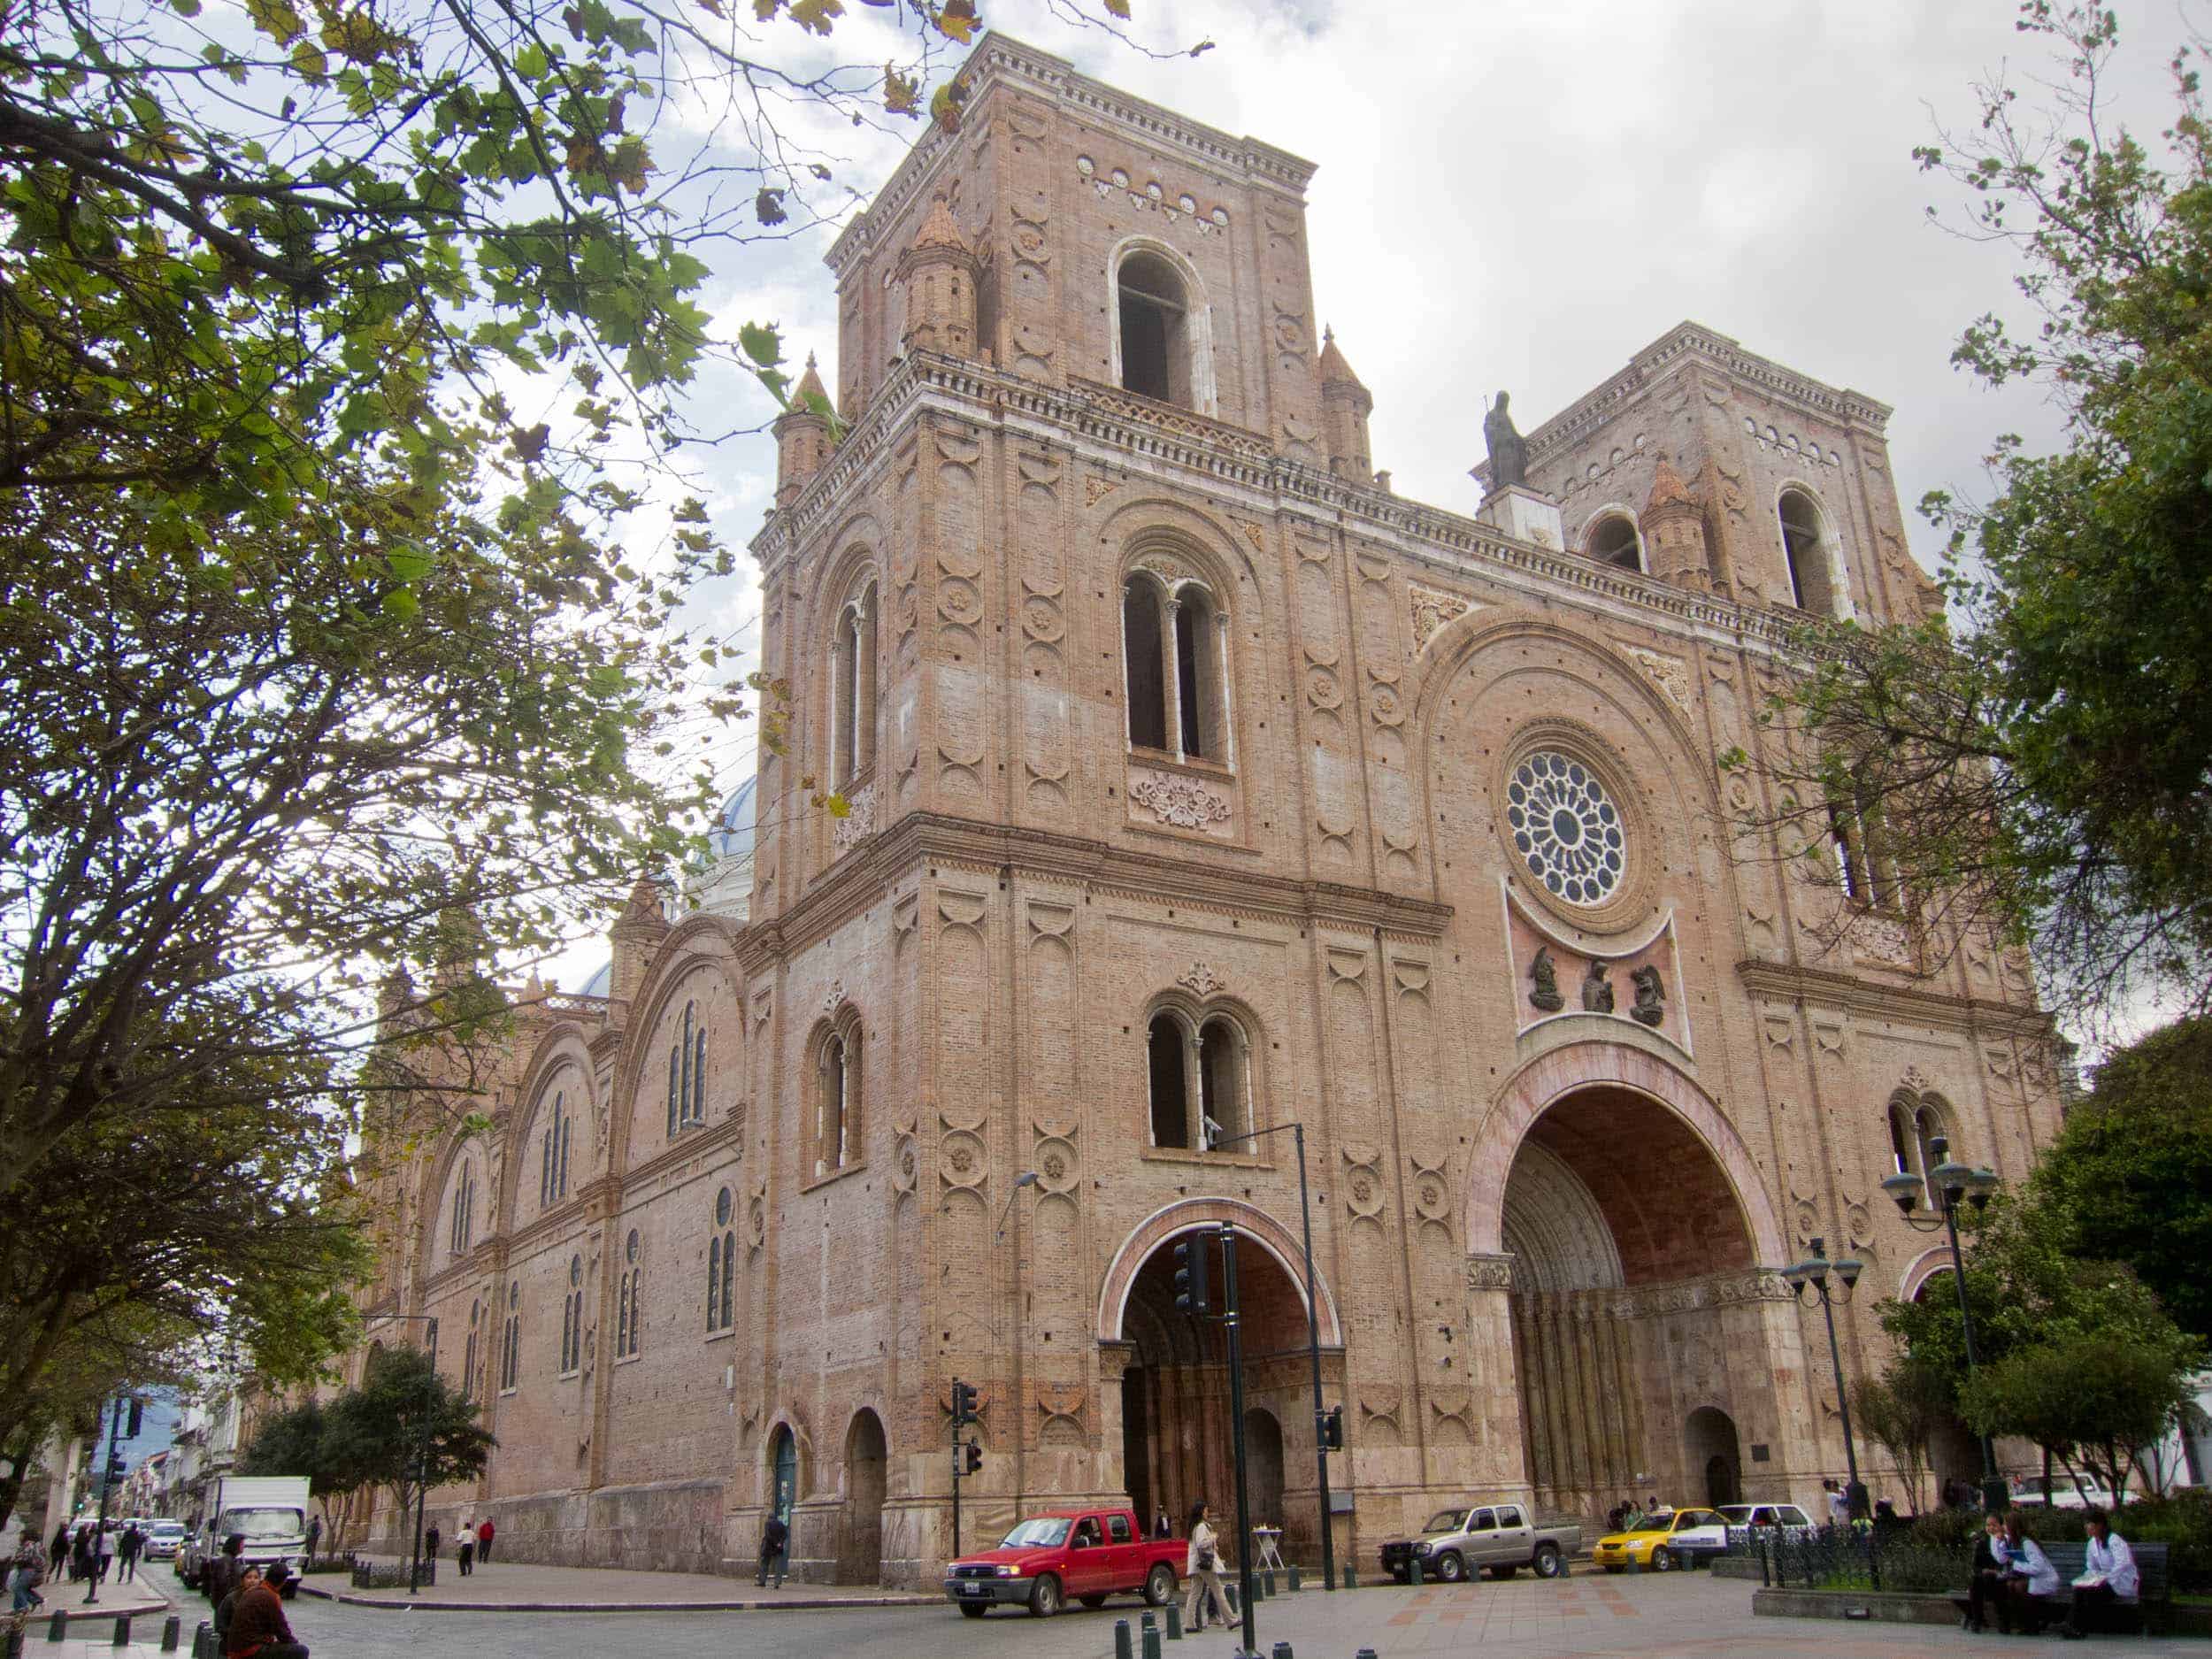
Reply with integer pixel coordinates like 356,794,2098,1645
179,1475,312,1596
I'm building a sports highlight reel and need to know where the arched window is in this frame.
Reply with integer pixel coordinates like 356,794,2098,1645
708,1187,736,1333
830,580,879,789
463,1301,480,1402
1121,571,1229,764
1197,1017,1249,1148
1116,250,1193,406
668,1001,704,1137
1778,488,1841,617
500,1280,520,1392
815,1018,861,1179
560,1254,583,1374
618,1229,641,1357
1886,1094,1947,1209
1586,514,1642,572
1146,1014,1187,1149
540,1090,572,1207
1825,770,1901,911
448,1163,475,1258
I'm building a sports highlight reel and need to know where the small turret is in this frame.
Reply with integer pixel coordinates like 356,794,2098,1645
1638,457,1714,591
606,875,670,1010
896,196,979,359
1317,326,1374,483
773,354,835,510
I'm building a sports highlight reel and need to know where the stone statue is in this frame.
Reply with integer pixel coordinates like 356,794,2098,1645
1580,957,1613,1014
1630,965,1665,1027
1484,391,1529,491
1528,947,1564,1013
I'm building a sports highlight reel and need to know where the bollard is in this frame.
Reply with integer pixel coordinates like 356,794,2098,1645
1142,1620,1163,1659
1342,1563,1356,1590
5,1625,23,1659
44,1609,64,1643
1409,1555,1424,1586
1357,1650,1379,1659
1165,1601,1182,1640
193,1620,213,1659
1287,1563,1301,1594
1114,1617,1134,1659
1271,1643,1294,1659
161,1615,181,1653
1263,1569,1276,1600
111,1617,131,1648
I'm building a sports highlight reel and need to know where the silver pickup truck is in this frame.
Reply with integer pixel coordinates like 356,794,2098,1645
1379,1500,1581,1584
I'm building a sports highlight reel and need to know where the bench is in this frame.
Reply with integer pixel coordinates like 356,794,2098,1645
1949,1540,2171,1636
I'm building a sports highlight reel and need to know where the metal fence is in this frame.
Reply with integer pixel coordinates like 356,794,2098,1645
1744,1525,1960,1594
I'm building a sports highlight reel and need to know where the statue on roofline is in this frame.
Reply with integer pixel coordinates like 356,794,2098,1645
1484,390,1529,491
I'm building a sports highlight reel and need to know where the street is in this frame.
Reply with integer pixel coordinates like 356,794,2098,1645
254,1571,2207,1659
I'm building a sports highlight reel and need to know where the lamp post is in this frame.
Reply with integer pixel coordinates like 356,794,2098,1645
1882,1133,2004,1506
1200,1120,1338,1594
1781,1237,1865,1522
370,1312,442,1594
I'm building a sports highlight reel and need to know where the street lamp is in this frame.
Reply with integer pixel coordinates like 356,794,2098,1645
1197,1120,1338,1594
368,1312,441,1594
1782,1237,1865,1526
1882,1133,2004,1504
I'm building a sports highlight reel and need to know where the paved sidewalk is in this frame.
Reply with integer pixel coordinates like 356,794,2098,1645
295,1557,940,1612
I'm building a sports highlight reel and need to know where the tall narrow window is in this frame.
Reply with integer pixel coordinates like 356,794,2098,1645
819,1033,849,1179
1778,488,1839,617
557,1099,571,1194
1147,1015,1188,1149
449,1164,474,1257
710,1191,735,1332
463,1301,480,1403
1830,807,1864,902
540,1125,554,1207
831,584,879,788
1117,251,1191,406
1888,1096,1947,1208
719,1233,735,1330
620,1230,641,1356
500,1281,520,1391
1197,1018,1246,1149
667,1041,680,1139
1123,576,1168,751
692,1029,708,1126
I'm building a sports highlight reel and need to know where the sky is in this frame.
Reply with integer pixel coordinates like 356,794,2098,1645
542,0,2193,1012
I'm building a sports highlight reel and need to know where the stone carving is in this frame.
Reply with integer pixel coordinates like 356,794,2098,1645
1629,965,1664,1027
1177,961,1226,997
1366,677,1403,727
1465,1253,1516,1293
1033,1383,1086,1433
823,979,848,1016
893,1135,919,1194
1129,772,1232,831
1086,474,1114,508
1358,1386,1402,1431
1020,591,1064,643
1240,521,1265,552
832,782,875,852
1409,583,1473,649
1855,914,1912,968
1528,947,1565,1013
1035,1137,1077,1193
941,1130,986,1187
1579,958,1613,1014
1900,1064,1933,1094
1304,666,1342,710
1483,392,1529,489
1624,646,1694,720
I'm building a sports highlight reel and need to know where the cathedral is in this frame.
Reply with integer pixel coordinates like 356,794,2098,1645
353,33,2065,1584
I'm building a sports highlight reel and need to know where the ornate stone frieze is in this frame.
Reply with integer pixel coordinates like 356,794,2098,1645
1129,772,1232,831
1409,582,1473,650
832,782,876,853
1465,1252,1516,1294
1176,961,1226,997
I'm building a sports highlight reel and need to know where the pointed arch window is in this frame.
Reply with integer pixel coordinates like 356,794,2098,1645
830,580,879,788
448,1164,475,1258
1121,570,1230,764
499,1280,520,1392
1778,488,1843,618
618,1228,642,1357
708,1187,737,1333
539,1089,572,1207
559,1254,584,1375
668,1001,705,1137
463,1300,481,1402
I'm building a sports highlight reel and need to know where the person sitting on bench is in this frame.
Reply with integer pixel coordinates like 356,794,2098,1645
2061,1509,2139,1640
2002,1517,2062,1636
1965,1513,2011,1632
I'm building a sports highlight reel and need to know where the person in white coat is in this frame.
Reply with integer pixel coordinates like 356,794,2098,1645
2062,1508,2140,1639
2001,1517,2062,1635
1184,1501,1232,1632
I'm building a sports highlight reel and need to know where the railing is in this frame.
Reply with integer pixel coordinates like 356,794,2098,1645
1745,1524,1960,1594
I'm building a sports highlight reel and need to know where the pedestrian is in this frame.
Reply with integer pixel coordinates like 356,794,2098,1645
1183,1500,1231,1633
48,1525,67,1582
2059,1507,2139,1639
96,1523,115,1582
204,1533,246,1606
475,1517,494,1564
1965,1511,2011,1633
9,1542,46,1613
213,1565,257,1650
70,1526,94,1585
2001,1516,2061,1636
1823,1478,1847,1529
756,1513,787,1588
425,1525,441,1563
456,1532,473,1577
1153,1506,1171,1541
224,1563,310,1659
119,1522,142,1582
303,1516,321,1563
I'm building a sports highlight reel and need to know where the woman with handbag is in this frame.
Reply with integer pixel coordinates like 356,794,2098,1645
1184,1501,1232,1632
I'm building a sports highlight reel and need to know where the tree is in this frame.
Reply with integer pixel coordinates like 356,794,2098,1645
317,1346,492,1537
239,1396,369,1554
1960,1327,2200,1501
2028,1014,2212,1343
1851,1357,1951,1513
1741,3,2212,1027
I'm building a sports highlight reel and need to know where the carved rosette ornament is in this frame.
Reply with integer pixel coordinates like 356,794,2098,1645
1129,773,1232,831
1177,961,1226,997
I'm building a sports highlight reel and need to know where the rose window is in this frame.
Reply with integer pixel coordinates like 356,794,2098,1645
1507,752,1624,905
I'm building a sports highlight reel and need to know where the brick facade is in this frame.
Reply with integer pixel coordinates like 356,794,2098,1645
350,33,2063,1585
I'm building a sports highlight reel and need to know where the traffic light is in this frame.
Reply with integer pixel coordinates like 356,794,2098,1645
1172,1231,1210,1316
964,1441,983,1476
125,1400,143,1438
950,1380,978,1428
1321,1404,1344,1451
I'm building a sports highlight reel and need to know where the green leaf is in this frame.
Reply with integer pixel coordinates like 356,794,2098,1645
737,321,781,368
380,587,419,618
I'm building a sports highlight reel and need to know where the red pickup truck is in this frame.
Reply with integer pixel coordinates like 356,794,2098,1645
943,1506,1184,1617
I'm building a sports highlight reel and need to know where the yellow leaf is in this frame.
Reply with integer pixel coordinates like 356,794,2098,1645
883,62,918,115
935,0,977,42
1103,0,1128,13
290,36,328,75
787,0,841,32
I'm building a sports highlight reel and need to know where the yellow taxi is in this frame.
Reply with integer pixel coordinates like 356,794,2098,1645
1590,1507,1722,1573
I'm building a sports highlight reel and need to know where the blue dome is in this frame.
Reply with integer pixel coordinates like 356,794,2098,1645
580,959,612,998
711,775,758,864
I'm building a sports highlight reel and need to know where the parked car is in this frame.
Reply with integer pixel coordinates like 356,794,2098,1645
1667,1502,1816,1567
942,1507,1185,1618
2008,1471,2114,1510
1379,1501,1579,1584
141,1520,187,1561
1591,1507,1724,1573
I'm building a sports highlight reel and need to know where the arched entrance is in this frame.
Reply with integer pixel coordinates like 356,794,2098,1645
1909,1270,1983,1503
1497,1083,1775,1524
1686,1407,1742,1507
768,1425,799,1525
1109,1221,1330,1564
841,1409,887,1585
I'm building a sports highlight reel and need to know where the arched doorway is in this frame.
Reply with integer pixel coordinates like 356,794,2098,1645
1110,1223,1326,1564
1686,1407,1742,1507
768,1425,799,1525
841,1409,887,1585
1909,1271,1983,1503
1499,1084,1769,1524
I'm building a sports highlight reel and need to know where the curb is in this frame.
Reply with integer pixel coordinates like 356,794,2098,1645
21,1600,174,1624
293,1582,941,1614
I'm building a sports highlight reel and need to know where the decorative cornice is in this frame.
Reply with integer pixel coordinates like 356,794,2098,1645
1488,322,1893,483
1734,959,2055,1037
